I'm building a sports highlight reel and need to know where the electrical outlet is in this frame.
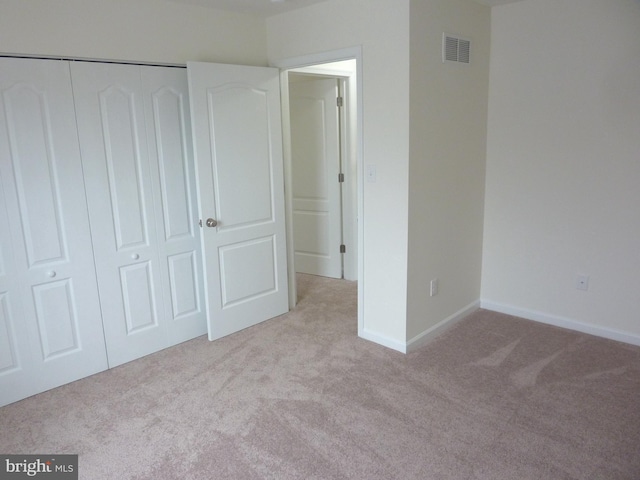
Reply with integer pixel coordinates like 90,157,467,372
576,275,589,291
430,278,439,297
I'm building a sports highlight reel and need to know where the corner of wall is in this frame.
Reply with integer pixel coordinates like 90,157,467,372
406,0,491,341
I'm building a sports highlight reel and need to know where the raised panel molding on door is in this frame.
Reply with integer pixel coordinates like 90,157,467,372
72,62,205,367
187,62,289,341
0,57,108,406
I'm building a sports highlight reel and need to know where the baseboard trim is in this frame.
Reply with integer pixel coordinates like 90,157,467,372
406,301,481,353
481,300,640,347
360,329,407,354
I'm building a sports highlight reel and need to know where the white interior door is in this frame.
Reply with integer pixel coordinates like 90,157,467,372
187,62,289,341
290,76,343,278
0,58,108,406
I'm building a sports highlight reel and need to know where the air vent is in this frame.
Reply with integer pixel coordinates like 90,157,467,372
443,33,471,65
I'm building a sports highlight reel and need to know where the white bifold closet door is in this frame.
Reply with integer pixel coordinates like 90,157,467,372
71,62,206,367
0,58,289,406
0,58,108,406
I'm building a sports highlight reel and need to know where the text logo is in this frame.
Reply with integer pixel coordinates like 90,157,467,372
1,455,77,479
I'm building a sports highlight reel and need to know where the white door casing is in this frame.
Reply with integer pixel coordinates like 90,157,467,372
277,53,360,313
290,76,342,279
0,58,108,406
72,62,205,367
187,62,289,340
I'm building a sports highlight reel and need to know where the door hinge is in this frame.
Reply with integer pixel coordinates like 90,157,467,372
340,244,346,254
198,219,203,228
337,96,343,107
338,173,345,183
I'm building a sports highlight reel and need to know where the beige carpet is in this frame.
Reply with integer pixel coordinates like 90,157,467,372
1,274,639,479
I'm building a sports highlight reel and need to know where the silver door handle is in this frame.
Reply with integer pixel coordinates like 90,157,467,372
206,218,218,227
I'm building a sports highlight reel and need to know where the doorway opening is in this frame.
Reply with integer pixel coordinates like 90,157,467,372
276,48,363,337
288,72,346,280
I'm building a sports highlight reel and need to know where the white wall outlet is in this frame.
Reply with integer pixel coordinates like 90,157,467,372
430,278,439,297
576,274,589,291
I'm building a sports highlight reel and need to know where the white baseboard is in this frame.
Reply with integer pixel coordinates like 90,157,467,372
481,300,640,347
406,301,481,353
360,328,407,353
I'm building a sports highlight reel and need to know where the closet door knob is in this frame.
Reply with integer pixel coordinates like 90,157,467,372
206,218,218,227
131,253,140,260
47,271,57,278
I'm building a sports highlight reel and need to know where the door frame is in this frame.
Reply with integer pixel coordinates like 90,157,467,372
273,46,364,337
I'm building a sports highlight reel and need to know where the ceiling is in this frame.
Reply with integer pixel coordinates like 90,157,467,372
167,0,526,17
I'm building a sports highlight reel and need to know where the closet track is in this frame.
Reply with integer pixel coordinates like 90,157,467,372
0,53,186,69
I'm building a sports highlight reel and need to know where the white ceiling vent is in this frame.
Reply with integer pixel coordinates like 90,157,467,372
443,33,471,65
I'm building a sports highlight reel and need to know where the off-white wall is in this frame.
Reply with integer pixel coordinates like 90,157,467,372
406,0,491,342
267,0,411,347
0,0,267,65
482,0,640,343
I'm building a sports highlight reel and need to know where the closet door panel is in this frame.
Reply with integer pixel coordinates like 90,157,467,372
32,280,82,358
71,62,166,367
3,84,66,265
0,58,108,406
142,66,206,345
167,251,199,318
99,86,150,249
120,261,158,333
0,291,20,373
151,87,191,239
0,181,35,405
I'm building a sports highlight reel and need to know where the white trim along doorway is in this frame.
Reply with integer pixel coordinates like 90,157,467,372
273,47,364,337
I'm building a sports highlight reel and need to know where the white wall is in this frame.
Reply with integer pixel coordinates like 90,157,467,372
482,0,640,343
0,0,267,65
267,0,411,347
406,0,491,343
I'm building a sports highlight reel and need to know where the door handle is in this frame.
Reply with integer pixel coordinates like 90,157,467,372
206,218,218,228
